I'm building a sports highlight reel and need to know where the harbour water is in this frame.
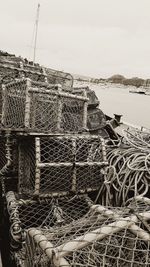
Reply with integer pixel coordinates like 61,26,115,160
75,81,150,129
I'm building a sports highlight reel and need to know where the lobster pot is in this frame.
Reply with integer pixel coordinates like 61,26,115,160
0,64,19,122
0,135,18,187
25,199,150,267
1,79,88,133
87,108,106,131
45,68,74,87
6,191,91,249
0,136,7,169
18,135,107,196
0,63,19,82
74,87,100,107
22,63,44,73
0,61,46,83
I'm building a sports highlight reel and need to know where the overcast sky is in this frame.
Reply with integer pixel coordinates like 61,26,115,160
0,0,150,78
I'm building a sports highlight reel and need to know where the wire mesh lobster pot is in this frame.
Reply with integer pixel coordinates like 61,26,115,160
1,79,88,133
74,86,100,108
0,63,20,82
87,108,106,131
45,68,74,87
25,197,150,267
0,64,19,120
0,61,47,83
6,191,91,252
6,192,91,232
17,135,107,197
0,135,7,169
21,63,44,73
0,134,19,193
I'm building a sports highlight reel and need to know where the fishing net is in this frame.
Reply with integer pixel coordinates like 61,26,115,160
98,128,150,206
17,135,107,196
1,79,88,133
24,196,150,267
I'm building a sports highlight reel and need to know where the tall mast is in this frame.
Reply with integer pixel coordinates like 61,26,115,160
33,3,40,64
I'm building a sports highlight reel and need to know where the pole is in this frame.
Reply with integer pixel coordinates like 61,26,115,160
33,3,40,64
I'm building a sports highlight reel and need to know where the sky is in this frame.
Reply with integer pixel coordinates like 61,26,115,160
0,0,150,78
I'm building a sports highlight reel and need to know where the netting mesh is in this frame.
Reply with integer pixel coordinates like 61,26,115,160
22,64,43,73
73,87,99,107
0,53,77,87
6,191,92,260
18,136,107,196
0,64,19,84
6,193,91,232
0,135,18,195
1,79,87,133
87,108,106,131
24,197,150,267
0,58,20,68
1,79,27,129
0,61,46,83
45,68,73,87
20,71,46,82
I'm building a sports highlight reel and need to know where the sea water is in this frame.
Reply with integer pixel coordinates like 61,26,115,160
75,81,150,129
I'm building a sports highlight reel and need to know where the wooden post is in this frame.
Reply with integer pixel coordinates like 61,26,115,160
24,79,31,129
34,137,41,195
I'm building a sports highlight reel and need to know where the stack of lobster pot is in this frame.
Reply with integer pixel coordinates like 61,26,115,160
0,77,108,266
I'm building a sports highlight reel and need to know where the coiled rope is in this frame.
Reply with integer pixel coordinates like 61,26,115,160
99,128,150,206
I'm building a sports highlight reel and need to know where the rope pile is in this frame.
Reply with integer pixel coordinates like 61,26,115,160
98,128,150,206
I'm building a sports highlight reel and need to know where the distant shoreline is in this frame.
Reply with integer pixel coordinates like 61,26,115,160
73,74,150,88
